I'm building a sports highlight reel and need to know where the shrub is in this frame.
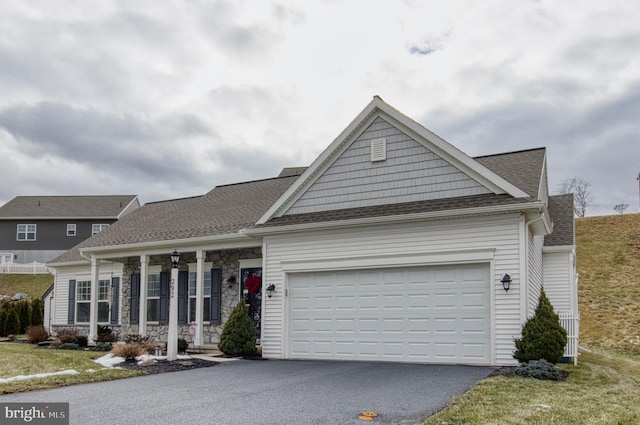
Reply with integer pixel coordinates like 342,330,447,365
515,359,569,381
124,334,154,344
514,288,568,364
111,343,147,360
56,328,79,344
26,325,49,344
17,300,31,334
76,335,88,347
95,325,116,343
178,338,189,354
30,298,44,326
3,305,21,336
59,342,79,350
219,302,257,357
94,342,112,351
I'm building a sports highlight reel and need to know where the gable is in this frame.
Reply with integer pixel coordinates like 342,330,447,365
286,117,492,215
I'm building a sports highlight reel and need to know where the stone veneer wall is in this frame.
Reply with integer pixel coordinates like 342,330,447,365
118,247,262,344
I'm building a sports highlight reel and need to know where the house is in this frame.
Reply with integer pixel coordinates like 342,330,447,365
47,97,577,366
0,195,140,265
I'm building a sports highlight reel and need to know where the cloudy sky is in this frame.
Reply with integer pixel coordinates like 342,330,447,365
1,0,638,216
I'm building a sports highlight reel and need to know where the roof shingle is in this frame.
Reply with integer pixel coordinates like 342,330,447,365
0,195,138,219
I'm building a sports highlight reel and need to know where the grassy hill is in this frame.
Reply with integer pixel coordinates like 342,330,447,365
0,274,53,300
577,212,640,356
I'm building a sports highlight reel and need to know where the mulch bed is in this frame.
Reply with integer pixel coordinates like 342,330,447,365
117,358,218,374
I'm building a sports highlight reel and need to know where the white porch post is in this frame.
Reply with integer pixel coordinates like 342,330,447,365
89,256,100,344
195,250,205,347
167,252,179,361
139,254,149,335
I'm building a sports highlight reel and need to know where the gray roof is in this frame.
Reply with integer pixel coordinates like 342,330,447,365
0,195,138,219
545,194,575,246
475,148,546,198
49,175,301,264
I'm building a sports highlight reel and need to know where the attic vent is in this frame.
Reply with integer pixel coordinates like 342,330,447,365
371,138,386,162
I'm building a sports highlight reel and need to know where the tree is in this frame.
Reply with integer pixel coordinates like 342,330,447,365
558,177,592,218
613,204,629,214
31,298,44,326
2,304,21,336
514,288,568,364
218,302,257,357
17,300,31,334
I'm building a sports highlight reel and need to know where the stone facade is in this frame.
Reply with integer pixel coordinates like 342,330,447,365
115,247,262,344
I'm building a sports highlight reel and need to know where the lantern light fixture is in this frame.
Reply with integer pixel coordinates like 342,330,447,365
501,274,512,292
266,284,276,298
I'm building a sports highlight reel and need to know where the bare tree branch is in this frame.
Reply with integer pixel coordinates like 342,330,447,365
558,177,592,218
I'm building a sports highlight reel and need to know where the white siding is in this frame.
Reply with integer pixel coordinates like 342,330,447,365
262,213,524,366
543,250,575,312
527,233,544,317
286,117,491,215
50,263,123,327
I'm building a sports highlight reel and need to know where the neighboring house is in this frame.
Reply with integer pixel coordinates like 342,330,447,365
47,97,577,366
0,195,140,264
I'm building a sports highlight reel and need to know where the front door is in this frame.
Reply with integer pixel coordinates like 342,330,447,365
240,267,262,342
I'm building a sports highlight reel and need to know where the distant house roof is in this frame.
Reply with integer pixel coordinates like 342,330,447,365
475,148,546,198
48,174,302,264
545,194,575,246
0,195,139,219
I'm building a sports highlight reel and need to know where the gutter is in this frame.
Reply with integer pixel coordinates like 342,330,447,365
243,201,547,236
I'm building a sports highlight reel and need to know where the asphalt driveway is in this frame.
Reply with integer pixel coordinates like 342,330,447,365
1,359,493,425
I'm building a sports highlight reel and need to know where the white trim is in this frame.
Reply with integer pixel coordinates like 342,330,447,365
280,249,495,273
245,202,546,237
117,196,140,219
542,245,576,253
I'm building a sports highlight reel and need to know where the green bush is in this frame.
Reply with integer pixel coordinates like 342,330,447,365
515,359,568,381
59,342,80,350
3,305,21,336
514,288,568,364
94,342,112,351
30,298,44,326
17,300,31,334
95,325,116,343
219,302,257,357
178,338,189,354
76,335,88,347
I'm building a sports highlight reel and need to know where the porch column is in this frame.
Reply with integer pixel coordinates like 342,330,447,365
88,256,100,343
139,254,149,335
195,249,205,346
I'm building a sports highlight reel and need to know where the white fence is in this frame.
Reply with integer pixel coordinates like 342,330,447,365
560,311,580,365
0,261,49,274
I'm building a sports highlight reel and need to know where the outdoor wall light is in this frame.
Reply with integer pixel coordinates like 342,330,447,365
224,275,237,288
501,274,512,292
171,249,180,269
266,284,276,298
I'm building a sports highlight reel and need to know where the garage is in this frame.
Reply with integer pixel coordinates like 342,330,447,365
287,264,492,364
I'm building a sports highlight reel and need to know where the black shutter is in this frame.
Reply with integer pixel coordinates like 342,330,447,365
110,277,120,325
178,270,188,324
210,268,222,325
159,271,169,324
68,280,76,324
130,273,140,324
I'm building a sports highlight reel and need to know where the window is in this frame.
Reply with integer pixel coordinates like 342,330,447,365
76,281,91,323
147,274,160,322
67,224,77,236
92,224,109,235
17,224,36,241
188,271,212,322
97,279,111,323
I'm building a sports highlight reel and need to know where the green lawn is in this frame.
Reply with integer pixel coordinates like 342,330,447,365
0,343,143,394
0,274,53,300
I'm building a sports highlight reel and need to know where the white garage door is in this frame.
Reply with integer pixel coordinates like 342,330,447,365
288,264,491,364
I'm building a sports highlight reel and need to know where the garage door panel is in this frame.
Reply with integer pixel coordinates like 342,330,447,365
288,264,491,364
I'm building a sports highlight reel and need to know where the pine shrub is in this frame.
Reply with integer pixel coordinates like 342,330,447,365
219,302,257,357
3,305,21,336
31,298,44,326
515,359,569,381
17,300,31,334
514,288,568,364
178,337,189,354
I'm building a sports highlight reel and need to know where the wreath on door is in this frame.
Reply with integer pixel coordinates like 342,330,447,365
245,275,261,294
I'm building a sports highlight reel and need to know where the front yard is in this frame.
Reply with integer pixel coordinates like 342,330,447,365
422,349,640,425
0,343,143,394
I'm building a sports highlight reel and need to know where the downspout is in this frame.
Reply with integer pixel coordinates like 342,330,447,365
521,212,545,322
